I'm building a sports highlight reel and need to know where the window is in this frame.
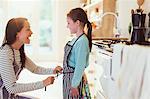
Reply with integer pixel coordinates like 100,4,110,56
0,0,56,61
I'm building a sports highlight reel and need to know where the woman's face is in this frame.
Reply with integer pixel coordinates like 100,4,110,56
67,17,78,34
17,21,32,44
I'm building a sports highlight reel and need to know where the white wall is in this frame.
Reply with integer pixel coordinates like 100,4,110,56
118,0,137,37
143,0,150,27
0,0,9,45
53,0,81,62
0,0,81,63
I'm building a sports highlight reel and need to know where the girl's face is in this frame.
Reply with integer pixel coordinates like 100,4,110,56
67,17,78,34
17,21,32,44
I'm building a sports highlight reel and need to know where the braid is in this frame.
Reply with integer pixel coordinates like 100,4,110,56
86,21,92,52
19,45,26,68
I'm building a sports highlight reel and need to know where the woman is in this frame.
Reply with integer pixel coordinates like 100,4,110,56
0,17,62,99
63,8,92,99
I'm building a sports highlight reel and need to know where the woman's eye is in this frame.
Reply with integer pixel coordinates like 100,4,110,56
27,29,30,31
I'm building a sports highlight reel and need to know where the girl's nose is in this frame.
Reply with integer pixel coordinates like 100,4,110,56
67,24,69,28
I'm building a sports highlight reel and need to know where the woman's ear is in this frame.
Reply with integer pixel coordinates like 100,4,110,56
16,32,20,39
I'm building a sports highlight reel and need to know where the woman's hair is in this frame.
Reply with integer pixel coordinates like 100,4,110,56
2,18,27,67
67,8,92,52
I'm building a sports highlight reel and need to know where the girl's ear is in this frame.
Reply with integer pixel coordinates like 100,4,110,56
76,20,80,25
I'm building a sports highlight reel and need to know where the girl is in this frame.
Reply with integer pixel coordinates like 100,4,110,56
63,8,92,99
0,17,62,99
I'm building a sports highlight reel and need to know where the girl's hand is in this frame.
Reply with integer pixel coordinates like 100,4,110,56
83,73,88,84
43,76,55,86
53,66,63,74
70,87,79,98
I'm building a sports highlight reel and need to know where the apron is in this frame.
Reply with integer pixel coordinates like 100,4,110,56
63,34,91,99
0,45,30,99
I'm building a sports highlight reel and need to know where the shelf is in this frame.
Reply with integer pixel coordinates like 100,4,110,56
83,0,103,10
92,37,129,40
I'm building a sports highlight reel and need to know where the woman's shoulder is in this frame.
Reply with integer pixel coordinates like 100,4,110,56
0,44,13,58
0,44,11,51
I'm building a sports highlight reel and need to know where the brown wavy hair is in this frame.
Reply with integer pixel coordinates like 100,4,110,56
2,18,27,67
67,8,92,52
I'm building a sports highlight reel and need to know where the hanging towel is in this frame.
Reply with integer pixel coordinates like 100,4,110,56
116,45,150,99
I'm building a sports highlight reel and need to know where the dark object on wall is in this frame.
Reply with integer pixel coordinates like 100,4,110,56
148,12,150,27
145,12,150,40
131,11,146,43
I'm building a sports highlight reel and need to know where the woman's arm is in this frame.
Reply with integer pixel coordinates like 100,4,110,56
25,56,54,74
0,49,45,94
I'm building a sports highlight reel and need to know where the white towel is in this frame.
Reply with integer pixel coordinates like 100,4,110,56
109,43,125,99
116,45,150,99
111,43,125,80
140,46,150,99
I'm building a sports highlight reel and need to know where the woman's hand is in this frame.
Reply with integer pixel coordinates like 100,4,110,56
70,87,79,98
43,76,55,86
53,66,63,74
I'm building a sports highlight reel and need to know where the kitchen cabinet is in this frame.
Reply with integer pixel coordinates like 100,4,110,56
85,43,105,99
91,43,121,99
81,0,103,34
83,0,103,22
85,45,97,99
81,0,118,37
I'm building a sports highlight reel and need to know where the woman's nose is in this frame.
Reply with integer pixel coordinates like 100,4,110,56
30,31,33,35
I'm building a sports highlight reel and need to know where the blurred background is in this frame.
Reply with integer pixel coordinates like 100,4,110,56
0,0,150,99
